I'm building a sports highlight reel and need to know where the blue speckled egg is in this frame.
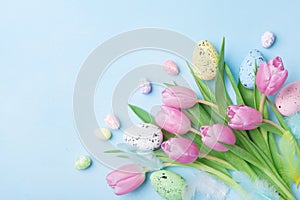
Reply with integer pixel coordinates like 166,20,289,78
239,49,265,89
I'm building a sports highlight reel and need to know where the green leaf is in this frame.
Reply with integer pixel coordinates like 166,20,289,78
238,80,255,107
266,98,290,130
255,123,283,136
215,37,231,117
128,104,155,124
222,143,264,169
248,128,270,158
116,155,130,158
186,61,216,103
104,150,123,153
225,64,244,104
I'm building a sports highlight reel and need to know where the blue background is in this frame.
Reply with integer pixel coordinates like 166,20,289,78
1,0,300,199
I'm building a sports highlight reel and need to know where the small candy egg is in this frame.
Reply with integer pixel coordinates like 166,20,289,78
104,114,120,130
123,123,163,150
261,31,275,48
275,81,300,116
74,156,92,170
94,127,111,140
150,170,185,200
163,60,179,75
139,78,152,94
239,49,265,89
192,40,218,80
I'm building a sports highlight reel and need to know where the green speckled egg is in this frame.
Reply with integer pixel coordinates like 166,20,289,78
192,40,218,80
150,170,185,200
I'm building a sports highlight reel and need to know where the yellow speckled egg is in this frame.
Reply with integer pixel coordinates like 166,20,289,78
192,40,218,80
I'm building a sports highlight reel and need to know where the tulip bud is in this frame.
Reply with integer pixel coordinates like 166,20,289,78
227,105,263,130
162,86,198,109
200,124,236,152
161,138,199,164
256,56,288,96
155,106,191,135
106,164,146,195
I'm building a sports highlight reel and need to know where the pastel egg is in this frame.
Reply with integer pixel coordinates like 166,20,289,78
150,170,185,200
139,78,152,94
123,123,163,150
275,81,300,116
104,114,120,130
74,156,92,170
94,127,111,140
163,60,179,75
192,40,218,80
239,49,265,89
261,31,275,48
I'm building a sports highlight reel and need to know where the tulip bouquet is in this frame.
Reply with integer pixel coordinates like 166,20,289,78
105,39,300,200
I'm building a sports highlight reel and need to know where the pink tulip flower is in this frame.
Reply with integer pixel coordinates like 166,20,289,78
162,86,198,109
256,56,288,96
227,105,263,130
106,164,146,195
161,137,199,164
200,124,236,152
155,105,191,135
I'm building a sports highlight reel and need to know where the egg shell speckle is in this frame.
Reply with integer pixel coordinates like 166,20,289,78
150,170,185,200
275,81,300,116
192,40,218,80
123,123,163,150
239,49,264,89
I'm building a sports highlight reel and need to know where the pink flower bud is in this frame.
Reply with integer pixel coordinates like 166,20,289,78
256,56,288,96
161,138,199,164
104,114,120,130
227,105,263,130
106,164,146,195
155,106,191,135
200,124,236,152
162,86,198,109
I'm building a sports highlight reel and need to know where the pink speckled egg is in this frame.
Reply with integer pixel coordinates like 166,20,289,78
163,60,179,75
275,81,300,116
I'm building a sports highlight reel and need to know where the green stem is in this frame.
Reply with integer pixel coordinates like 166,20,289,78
204,155,237,170
263,119,287,134
197,99,218,109
259,94,266,114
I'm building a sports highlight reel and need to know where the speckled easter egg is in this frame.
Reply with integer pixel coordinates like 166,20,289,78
275,81,300,116
239,49,265,89
123,123,163,150
192,40,218,80
150,170,185,200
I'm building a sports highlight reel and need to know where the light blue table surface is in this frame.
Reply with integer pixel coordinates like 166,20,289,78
1,0,300,199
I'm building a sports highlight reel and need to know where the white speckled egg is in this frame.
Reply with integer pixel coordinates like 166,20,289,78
261,31,275,48
192,40,218,80
123,123,163,150
239,49,265,89
139,78,152,94
275,81,300,116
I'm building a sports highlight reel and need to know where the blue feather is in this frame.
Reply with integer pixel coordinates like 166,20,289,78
285,112,300,139
182,171,229,200
232,171,279,200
